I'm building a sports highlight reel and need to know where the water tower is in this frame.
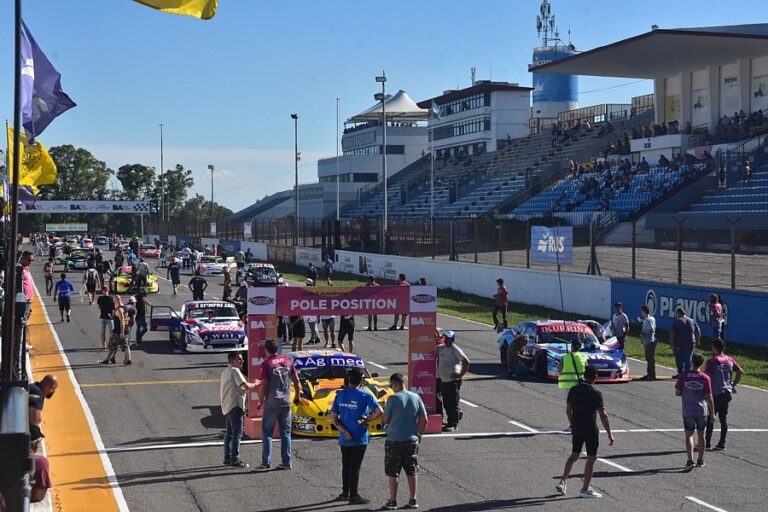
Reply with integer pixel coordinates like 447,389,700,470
530,0,578,119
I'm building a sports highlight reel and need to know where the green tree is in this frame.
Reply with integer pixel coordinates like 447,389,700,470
181,195,233,223
151,164,194,218
116,164,156,201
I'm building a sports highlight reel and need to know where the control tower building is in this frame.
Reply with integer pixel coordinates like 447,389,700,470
530,0,578,118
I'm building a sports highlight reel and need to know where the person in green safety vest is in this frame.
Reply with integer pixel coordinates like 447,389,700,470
557,340,588,432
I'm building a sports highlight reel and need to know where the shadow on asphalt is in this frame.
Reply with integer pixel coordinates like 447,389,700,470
62,465,235,489
428,496,565,510
599,450,681,459
594,466,690,477
191,405,225,429
115,432,223,447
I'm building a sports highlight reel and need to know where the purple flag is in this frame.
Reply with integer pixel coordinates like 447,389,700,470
20,21,76,141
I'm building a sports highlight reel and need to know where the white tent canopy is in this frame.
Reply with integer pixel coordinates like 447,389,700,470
348,90,429,123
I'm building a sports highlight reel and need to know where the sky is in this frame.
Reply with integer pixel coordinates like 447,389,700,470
1,0,764,213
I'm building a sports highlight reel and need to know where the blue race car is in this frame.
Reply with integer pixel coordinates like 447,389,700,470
498,320,630,382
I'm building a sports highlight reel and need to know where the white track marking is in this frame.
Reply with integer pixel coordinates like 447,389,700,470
508,420,539,433
594,455,633,472
367,361,388,370
459,398,480,408
685,496,729,512
34,281,130,512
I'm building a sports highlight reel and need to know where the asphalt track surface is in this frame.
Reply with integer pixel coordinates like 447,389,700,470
31,262,767,512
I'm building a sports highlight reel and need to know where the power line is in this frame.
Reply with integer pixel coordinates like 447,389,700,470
577,79,649,96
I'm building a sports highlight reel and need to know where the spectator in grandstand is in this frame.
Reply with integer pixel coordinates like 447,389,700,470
611,302,629,350
708,294,725,340
638,305,657,381
669,307,701,378
389,274,411,330
492,278,509,331
555,364,614,499
675,353,714,469
742,160,752,186
29,425,52,503
704,339,744,450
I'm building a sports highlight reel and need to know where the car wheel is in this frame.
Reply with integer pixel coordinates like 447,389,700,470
535,353,548,378
499,343,508,366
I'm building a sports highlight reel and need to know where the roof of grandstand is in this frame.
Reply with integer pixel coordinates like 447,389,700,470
416,81,533,108
530,24,768,78
348,90,428,123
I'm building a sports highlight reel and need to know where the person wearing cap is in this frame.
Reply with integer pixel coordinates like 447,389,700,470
436,330,470,432
96,285,116,350
330,367,384,505
492,278,509,331
124,296,138,345
29,424,52,503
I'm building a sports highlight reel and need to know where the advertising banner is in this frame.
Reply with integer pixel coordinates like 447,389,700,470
407,286,438,414
220,239,241,254
295,246,322,268
243,221,252,240
23,200,149,213
611,278,768,348
45,223,87,232
209,222,217,237
530,226,573,265
263,286,409,316
246,314,278,418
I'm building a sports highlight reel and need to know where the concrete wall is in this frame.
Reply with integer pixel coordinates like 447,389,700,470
334,250,612,318
241,241,268,261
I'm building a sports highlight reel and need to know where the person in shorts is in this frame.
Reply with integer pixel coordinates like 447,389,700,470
321,315,337,348
101,295,131,365
96,285,115,350
53,273,75,322
704,339,745,450
675,352,714,468
381,373,428,510
338,315,355,352
556,365,615,499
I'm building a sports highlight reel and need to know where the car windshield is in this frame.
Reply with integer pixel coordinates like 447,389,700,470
539,331,599,346
187,306,238,319
201,256,222,263
250,267,277,279
292,354,371,380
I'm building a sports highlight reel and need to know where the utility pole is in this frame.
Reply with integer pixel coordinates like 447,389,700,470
208,164,214,220
159,123,165,222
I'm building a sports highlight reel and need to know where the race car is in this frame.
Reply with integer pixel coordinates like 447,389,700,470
497,320,630,382
289,350,393,437
80,238,95,250
241,262,283,286
94,236,109,246
195,255,235,276
65,249,90,270
110,265,160,294
139,243,161,258
150,300,247,353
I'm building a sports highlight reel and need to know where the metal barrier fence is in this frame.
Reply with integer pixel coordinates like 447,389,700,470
149,215,768,292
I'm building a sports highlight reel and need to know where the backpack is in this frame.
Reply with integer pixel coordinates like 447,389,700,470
86,268,97,286
125,304,136,327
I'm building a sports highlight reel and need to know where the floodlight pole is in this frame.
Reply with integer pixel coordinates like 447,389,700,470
375,72,387,252
336,97,340,221
159,123,164,222
208,164,214,220
291,113,299,245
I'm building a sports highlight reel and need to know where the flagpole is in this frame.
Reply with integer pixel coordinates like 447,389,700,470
2,0,24,382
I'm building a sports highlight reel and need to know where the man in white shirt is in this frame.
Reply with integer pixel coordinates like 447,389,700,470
611,302,629,350
638,305,657,380
437,330,470,432
220,352,259,468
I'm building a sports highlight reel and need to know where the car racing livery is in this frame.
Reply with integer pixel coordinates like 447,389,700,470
195,255,234,276
241,262,283,286
151,301,247,353
498,320,630,382
139,243,161,258
65,249,90,270
288,350,393,437
110,265,160,294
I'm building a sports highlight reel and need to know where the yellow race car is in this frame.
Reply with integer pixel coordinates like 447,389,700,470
110,265,160,294
288,350,393,437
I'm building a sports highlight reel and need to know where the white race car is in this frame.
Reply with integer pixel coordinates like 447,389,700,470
151,300,247,353
194,256,233,276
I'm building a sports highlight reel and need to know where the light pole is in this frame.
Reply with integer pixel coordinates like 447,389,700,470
291,113,299,244
375,72,387,252
208,164,214,220
336,97,340,221
159,123,165,222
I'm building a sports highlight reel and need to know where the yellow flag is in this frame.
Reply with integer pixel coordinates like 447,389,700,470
133,0,217,19
6,126,57,189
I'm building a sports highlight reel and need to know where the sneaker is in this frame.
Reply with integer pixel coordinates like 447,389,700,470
349,496,371,505
399,325,406,330
230,461,249,468
388,325,398,330
254,463,271,471
66,316,71,323
334,493,349,502
442,425,457,432
563,425,571,432
124,360,132,365
696,459,705,467
382,500,398,510
275,463,292,470
366,327,373,331
579,487,602,498
671,374,679,379
555,481,567,495
713,443,726,451
99,359,111,364
338,345,345,351
402,499,419,509
110,358,116,364
685,459,695,469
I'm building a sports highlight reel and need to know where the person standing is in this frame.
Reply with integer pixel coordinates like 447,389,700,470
83,264,101,305
180,245,192,270
96,285,116,350
101,295,131,365
436,330,470,432
289,315,306,352
669,307,701,378
123,297,137,345
381,373,428,511
134,291,149,345
389,274,411,330
307,262,318,283
492,278,508,331
704,339,744,450
639,305,657,380
189,271,208,301
166,257,182,295
321,315,337,348
558,340,588,431
43,258,55,296
555,364,615,498
324,254,334,286
329,368,384,505
338,315,356,352
366,275,380,331
256,339,302,470
611,302,629,350
221,352,259,468
675,353,714,468
708,294,724,341
53,273,75,323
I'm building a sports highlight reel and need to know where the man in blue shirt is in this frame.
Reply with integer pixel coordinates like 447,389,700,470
330,368,383,505
381,373,428,510
53,273,75,322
